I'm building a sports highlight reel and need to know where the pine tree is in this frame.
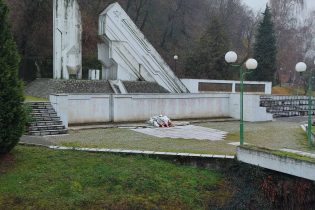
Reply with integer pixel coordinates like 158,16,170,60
185,17,230,79
0,0,26,155
248,6,277,82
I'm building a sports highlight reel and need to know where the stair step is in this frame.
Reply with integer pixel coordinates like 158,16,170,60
28,125,65,131
26,101,68,136
29,121,63,126
32,116,61,121
32,109,55,113
28,129,68,136
31,113,58,117
26,102,51,104
29,105,53,109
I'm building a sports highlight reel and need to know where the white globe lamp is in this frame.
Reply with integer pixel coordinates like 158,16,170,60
225,51,238,63
246,59,258,70
295,62,307,73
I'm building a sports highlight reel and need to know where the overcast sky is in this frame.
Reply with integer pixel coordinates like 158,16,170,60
243,0,315,12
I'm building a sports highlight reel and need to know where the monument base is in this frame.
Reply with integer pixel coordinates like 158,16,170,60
25,78,169,99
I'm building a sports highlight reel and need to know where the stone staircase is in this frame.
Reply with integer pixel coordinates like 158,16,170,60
26,102,68,136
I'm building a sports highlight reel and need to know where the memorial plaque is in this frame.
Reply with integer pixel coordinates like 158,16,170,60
198,83,233,92
235,84,265,93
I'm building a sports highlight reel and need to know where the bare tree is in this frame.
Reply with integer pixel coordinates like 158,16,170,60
268,0,307,85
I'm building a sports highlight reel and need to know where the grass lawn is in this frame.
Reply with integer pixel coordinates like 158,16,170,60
201,121,313,151
24,95,48,102
47,121,311,155
48,128,236,155
0,146,231,210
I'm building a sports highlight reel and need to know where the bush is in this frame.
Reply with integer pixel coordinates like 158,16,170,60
0,0,26,155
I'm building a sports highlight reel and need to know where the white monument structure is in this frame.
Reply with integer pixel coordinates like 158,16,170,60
49,2,274,126
53,0,82,80
98,3,188,93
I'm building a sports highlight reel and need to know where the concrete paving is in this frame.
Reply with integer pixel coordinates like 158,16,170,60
69,121,190,130
131,125,227,141
20,135,57,146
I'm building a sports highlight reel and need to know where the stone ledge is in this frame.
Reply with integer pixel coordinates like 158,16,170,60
237,146,315,181
43,146,235,160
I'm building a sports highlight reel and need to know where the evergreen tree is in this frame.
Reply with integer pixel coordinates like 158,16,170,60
248,6,277,82
185,17,230,79
0,0,26,155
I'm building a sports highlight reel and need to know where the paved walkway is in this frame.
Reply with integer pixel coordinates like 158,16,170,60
20,135,56,146
131,125,227,141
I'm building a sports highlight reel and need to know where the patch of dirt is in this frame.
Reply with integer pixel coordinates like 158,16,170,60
272,86,293,95
0,153,16,174
0,153,15,162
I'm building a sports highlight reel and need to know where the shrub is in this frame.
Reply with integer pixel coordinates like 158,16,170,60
0,0,26,155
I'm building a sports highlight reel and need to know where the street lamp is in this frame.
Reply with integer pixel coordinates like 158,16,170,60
174,55,178,74
295,61,312,146
225,51,258,146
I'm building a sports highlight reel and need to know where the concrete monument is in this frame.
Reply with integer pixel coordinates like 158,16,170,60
98,3,188,93
53,0,82,79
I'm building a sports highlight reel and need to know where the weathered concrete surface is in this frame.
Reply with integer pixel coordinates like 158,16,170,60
237,146,315,181
131,125,227,141
50,93,273,125
229,94,273,122
25,79,114,99
112,93,230,122
98,3,188,93
53,0,82,79
50,94,111,126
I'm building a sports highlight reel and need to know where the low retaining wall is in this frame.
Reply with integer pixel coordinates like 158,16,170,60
237,146,315,181
50,93,272,127
112,94,230,122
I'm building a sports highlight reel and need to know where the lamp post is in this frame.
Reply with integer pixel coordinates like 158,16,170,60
295,62,312,146
174,55,178,74
225,51,258,146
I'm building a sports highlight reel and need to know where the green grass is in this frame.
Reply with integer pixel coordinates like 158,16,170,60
24,95,48,102
201,121,311,151
46,121,313,156
0,146,230,210
49,128,236,155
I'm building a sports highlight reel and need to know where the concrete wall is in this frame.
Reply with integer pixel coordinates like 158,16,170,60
50,94,111,127
112,94,230,122
53,0,82,79
50,93,272,126
237,147,315,181
181,79,272,94
229,94,273,122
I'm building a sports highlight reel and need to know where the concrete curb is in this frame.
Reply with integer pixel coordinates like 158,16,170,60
48,146,235,159
19,142,235,160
